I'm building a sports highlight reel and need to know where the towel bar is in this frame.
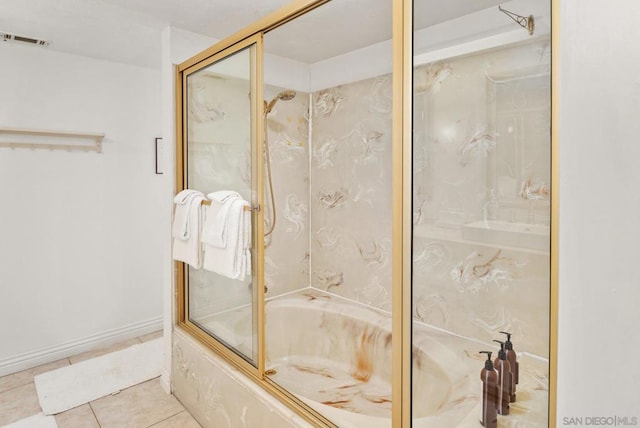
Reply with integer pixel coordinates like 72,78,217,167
201,200,256,212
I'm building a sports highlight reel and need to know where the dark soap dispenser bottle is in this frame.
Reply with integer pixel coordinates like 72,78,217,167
479,351,498,428
500,331,519,402
493,340,512,416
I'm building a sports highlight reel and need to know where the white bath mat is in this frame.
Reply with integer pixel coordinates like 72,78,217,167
34,338,163,415
1,413,58,428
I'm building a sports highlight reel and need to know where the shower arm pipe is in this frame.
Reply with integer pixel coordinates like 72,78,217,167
498,5,535,35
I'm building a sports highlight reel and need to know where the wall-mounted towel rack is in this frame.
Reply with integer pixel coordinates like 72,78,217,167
0,127,105,153
201,200,255,212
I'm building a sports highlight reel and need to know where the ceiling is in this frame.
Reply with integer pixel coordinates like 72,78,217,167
0,0,506,68
0,0,291,68
264,0,503,63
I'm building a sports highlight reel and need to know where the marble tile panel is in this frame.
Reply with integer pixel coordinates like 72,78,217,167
68,337,142,364
310,75,393,312
148,411,202,428
0,358,69,394
0,382,41,426
412,232,550,356
90,378,184,428
172,331,312,428
55,403,100,428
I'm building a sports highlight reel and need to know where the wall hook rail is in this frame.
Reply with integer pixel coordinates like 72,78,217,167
498,5,534,35
0,127,105,153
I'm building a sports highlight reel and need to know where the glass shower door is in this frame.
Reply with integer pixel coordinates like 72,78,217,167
412,1,552,425
182,41,260,365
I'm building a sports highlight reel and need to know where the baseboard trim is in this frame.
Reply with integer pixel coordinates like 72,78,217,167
0,316,163,377
160,369,172,394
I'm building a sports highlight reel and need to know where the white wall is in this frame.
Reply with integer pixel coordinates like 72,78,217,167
159,26,219,393
557,0,640,423
0,42,165,376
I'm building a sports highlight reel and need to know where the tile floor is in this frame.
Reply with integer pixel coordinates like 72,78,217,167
0,331,202,428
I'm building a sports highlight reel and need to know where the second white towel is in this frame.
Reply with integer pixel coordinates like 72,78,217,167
203,191,241,248
202,194,251,281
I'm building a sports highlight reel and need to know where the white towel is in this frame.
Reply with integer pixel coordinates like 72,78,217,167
203,190,241,248
172,189,205,268
172,189,204,240
210,190,241,204
202,196,251,281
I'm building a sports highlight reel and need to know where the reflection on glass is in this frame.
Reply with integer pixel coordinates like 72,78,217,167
412,1,551,426
185,46,258,364
262,1,392,426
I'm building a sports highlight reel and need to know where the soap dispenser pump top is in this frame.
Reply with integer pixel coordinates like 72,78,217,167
500,331,519,402
493,340,512,415
479,351,498,428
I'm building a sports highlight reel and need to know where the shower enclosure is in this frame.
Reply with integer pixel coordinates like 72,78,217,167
174,0,557,427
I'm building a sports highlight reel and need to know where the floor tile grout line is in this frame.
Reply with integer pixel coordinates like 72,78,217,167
0,381,33,396
0,360,72,394
0,383,42,427
88,402,103,428
144,409,185,427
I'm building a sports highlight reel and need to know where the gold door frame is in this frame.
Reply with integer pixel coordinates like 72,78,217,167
550,0,560,426
392,0,412,426
174,0,559,426
176,34,264,375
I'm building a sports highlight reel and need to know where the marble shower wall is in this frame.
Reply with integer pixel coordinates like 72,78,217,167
413,40,551,228
186,70,310,319
412,39,551,357
412,234,550,357
262,85,311,295
308,40,550,357
309,75,394,312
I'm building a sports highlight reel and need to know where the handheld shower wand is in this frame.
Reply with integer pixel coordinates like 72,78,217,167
263,90,296,237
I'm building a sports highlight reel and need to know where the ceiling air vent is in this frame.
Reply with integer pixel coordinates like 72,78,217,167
0,32,49,46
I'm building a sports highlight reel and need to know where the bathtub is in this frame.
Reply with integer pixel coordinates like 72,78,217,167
265,289,478,428
193,287,548,426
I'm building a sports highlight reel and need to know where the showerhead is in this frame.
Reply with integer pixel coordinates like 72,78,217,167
277,90,296,101
264,90,297,114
